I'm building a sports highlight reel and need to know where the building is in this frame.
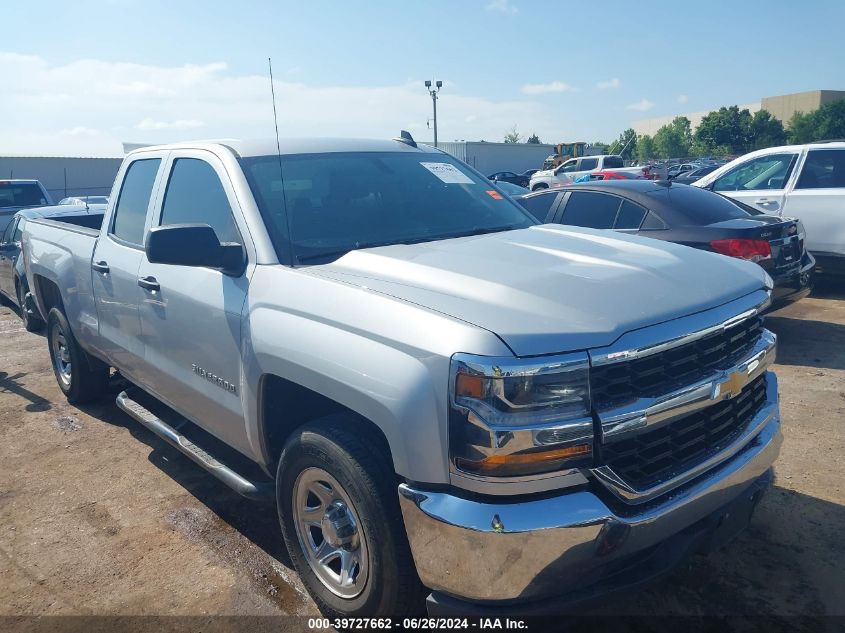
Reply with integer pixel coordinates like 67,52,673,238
436,141,558,175
0,156,122,202
632,90,845,137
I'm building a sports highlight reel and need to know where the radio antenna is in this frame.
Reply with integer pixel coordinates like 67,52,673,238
268,57,294,264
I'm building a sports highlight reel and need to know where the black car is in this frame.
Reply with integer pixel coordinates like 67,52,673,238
671,164,719,185
517,180,814,308
488,171,530,187
0,205,103,331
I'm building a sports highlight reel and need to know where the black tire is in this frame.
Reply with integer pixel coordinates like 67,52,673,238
532,183,549,191
17,281,43,332
46,307,108,404
276,415,425,618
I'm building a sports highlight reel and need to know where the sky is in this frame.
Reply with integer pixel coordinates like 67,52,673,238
2,0,845,156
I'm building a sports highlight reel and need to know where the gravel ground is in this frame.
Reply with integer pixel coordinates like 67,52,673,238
0,283,843,630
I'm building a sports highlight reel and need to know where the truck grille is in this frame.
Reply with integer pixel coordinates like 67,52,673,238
600,373,767,490
591,316,763,411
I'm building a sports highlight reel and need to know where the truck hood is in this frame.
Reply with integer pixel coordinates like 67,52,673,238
307,225,770,357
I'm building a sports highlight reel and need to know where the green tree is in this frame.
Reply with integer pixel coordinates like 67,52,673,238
653,117,692,158
791,98,845,142
694,106,753,154
613,128,638,161
748,110,787,150
787,111,816,143
636,135,655,162
526,133,541,144
504,125,521,143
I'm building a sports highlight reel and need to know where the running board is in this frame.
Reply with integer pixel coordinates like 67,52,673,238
116,390,274,502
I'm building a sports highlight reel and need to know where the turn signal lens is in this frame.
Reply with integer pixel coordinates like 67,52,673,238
454,444,592,478
710,239,772,263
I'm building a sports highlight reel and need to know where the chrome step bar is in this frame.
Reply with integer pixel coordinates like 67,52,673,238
116,390,273,502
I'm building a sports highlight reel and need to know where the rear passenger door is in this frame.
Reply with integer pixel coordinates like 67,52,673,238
136,151,252,449
92,156,164,378
783,148,845,256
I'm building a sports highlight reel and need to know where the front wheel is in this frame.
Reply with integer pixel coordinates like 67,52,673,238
531,183,549,191
47,307,108,404
276,416,425,618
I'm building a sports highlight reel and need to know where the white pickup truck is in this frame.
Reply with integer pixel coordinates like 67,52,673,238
529,155,647,191
693,141,845,275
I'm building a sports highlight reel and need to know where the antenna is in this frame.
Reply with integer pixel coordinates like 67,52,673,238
268,57,294,264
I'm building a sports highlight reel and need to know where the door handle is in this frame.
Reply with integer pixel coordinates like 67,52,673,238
754,198,778,206
92,260,110,274
137,276,160,292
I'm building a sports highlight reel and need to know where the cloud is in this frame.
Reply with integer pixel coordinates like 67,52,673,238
485,0,517,13
520,81,574,95
0,52,575,155
136,118,205,130
677,94,689,104
626,98,655,112
596,78,620,90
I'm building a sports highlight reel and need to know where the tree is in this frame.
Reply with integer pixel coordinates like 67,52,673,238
614,128,638,161
788,110,817,144
504,125,521,143
787,98,845,143
636,135,655,162
653,116,692,158
694,106,753,155
526,133,541,144
749,110,787,151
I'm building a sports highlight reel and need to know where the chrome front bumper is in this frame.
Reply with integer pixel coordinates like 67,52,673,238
398,372,781,603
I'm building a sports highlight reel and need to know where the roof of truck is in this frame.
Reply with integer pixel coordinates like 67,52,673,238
128,137,438,158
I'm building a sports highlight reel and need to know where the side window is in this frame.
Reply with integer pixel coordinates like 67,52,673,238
12,218,25,242
558,160,579,174
159,158,239,244
561,192,621,229
712,153,797,192
111,158,161,245
641,211,667,230
796,149,845,189
578,158,599,171
614,200,647,229
519,192,557,222
603,156,624,169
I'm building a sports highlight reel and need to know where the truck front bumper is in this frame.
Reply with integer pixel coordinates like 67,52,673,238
398,373,782,609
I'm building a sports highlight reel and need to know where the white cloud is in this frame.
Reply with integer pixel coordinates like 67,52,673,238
136,118,205,131
0,52,575,155
677,94,689,104
626,98,655,112
520,81,574,95
485,0,517,13
596,78,620,90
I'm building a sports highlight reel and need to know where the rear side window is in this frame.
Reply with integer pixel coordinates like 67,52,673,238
579,158,599,171
615,200,647,229
111,159,161,245
519,192,558,222
603,156,624,169
561,192,621,229
160,159,240,243
658,185,755,224
641,212,666,230
796,149,845,189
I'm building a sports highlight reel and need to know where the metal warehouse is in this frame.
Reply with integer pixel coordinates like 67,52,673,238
0,156,122,202
437,141,557,175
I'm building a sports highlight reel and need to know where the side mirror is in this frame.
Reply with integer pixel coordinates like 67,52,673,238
145,224,245,276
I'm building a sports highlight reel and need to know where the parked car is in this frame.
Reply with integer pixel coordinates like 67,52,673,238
582,170,644,181
24,136,780,618
487,171,529,187
672,164,719,185
58,195,110,212
668,163,701,179
529,155,648,190
0,205,104,330
520,168,539,179
693,141,845,275
517,180,813,309
492,180,529,196
0,179,53,234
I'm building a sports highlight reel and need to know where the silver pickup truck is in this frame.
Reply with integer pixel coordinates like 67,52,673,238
22,136,782,618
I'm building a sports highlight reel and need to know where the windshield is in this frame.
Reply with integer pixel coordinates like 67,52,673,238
240,151,535,264
0,182,47,208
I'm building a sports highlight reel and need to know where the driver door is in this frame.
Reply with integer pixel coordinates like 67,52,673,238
711,152,799,214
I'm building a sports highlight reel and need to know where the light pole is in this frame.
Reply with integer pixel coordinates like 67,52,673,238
425,80,442,147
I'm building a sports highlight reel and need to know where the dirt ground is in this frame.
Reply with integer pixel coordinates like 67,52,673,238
0,282,843,629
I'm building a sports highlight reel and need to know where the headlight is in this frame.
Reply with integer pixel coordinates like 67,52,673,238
449,352,594,479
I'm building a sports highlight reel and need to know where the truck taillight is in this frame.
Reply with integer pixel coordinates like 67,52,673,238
710,239,772,263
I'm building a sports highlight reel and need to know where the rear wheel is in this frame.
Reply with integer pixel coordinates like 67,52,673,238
276,416,425,618
17,281,43,332
47,307,108,403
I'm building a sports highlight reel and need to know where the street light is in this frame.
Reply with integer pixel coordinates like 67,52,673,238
425,80,443,147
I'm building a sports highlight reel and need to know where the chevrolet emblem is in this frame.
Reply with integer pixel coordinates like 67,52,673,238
718,370,747,400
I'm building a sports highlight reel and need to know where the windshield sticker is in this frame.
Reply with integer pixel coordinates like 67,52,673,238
485,190,504,200
420,162,475,184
